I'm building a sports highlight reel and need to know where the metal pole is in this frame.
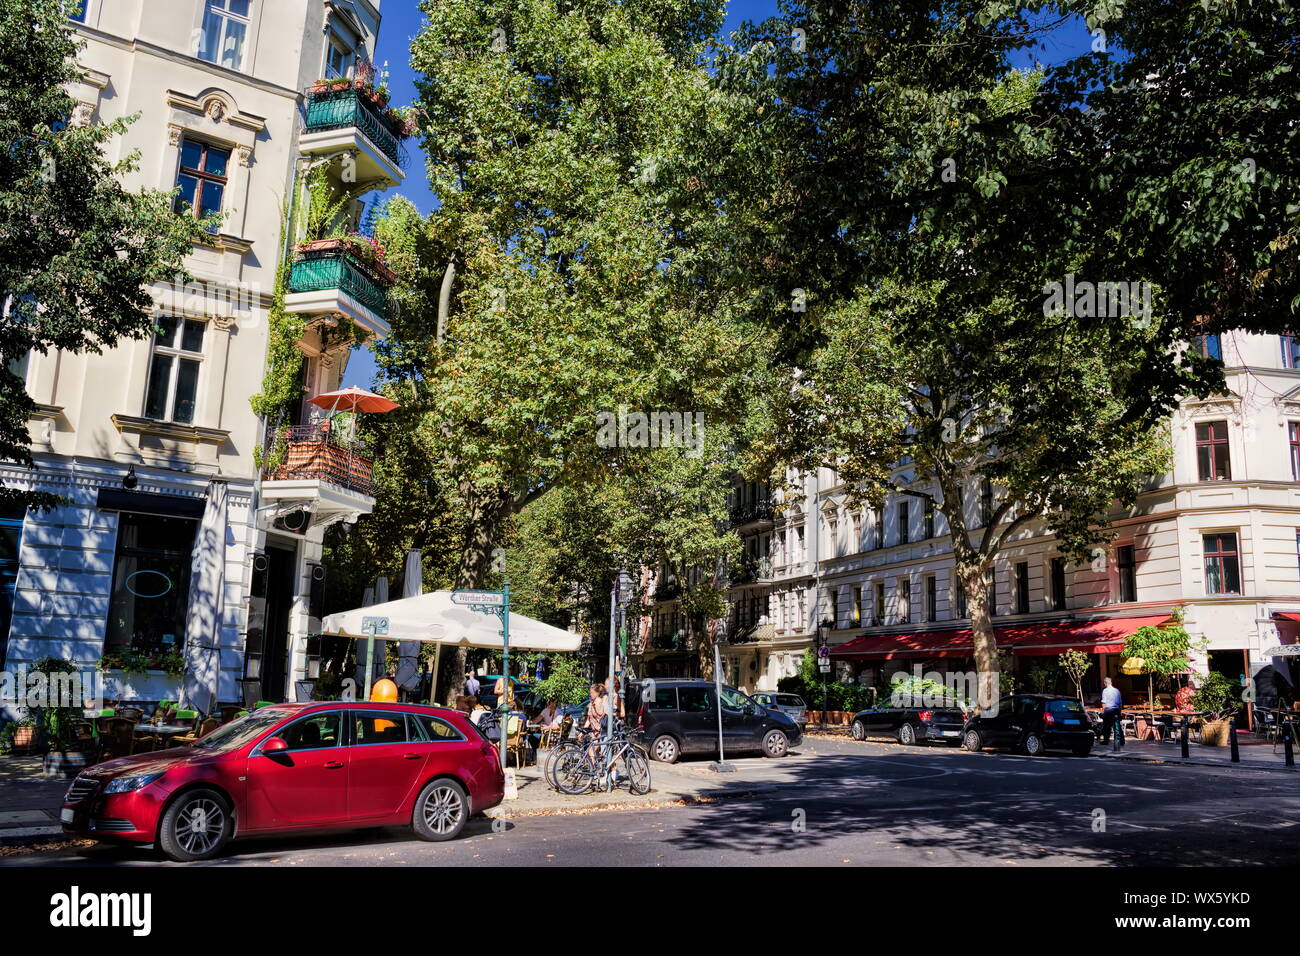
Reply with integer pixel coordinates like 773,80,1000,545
1229,715,1240,763
714,639,726,766
363,635,374,701
1180,717,1189,758
606,583,617,748
500,583,510,773
1285,723,1295,768
429,643,441,706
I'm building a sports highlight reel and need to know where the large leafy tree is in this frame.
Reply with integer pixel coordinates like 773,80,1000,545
697,0,1298,697
0,0,200,506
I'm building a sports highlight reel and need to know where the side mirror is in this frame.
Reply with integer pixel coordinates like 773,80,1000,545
262,736,289,754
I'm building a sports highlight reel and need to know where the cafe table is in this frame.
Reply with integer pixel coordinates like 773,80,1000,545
133,723,193,752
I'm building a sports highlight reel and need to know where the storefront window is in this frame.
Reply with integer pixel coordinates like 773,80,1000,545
105,514,198,654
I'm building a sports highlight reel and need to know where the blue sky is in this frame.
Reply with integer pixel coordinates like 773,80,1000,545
346,1,1091,387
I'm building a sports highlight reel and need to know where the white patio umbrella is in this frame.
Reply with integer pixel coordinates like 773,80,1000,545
394,550,423,694
322,591,580,652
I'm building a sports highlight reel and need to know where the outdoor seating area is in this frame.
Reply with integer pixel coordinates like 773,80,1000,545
76,701,262,763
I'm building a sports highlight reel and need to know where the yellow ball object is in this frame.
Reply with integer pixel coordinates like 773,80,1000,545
1120,657,1145,676
371,678,398,702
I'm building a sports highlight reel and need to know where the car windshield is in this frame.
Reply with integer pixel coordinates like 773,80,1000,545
192,710,286,751
1046,699,1086,715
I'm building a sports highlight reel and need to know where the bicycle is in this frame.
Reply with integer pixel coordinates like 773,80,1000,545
543,725,600,791
553,723,652,796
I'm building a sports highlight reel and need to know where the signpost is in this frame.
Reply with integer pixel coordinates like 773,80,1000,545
360,616,389,700
817,622,831,730
451,585,511,774
710,619,734,773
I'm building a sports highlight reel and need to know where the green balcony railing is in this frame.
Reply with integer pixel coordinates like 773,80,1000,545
289,251,390,318
304,88,406,170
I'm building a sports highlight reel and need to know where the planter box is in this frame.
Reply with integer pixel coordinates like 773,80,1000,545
10,725,40,754
101,670,183,702
1200,718,1232,747
806,711,851,726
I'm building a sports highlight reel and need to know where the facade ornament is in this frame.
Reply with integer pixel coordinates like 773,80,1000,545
234,145,252,167
205,98,226,123
71,102,95,128
167,124,183,146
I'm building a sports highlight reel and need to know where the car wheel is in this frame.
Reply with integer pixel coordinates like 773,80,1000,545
897,722,918,746
158,788,232,862
651,734,680,764
1071,742,1093,757
1022,732,1045,756
850,719,866,741
413,778,469,841
763,729,789,758
962,728,984,752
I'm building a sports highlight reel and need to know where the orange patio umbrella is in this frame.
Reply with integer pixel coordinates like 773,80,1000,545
307,385,401,415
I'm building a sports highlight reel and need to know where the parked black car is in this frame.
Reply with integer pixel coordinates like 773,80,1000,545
849,697,967,745
961,694,1094,756
630,678,802,763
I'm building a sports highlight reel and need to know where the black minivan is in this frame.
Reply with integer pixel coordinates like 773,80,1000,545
630,678,802,763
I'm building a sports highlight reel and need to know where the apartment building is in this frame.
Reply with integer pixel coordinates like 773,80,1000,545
643,330,1300,699
0,0,403,714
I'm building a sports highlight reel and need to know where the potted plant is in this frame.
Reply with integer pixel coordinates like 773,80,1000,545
10,715,38,754
1192,672,1238,746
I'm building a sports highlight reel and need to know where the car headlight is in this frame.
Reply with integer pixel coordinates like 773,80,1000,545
104,771,167,794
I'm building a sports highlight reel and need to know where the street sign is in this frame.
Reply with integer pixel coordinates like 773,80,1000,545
816,645,830,660
361,616,389,637
819,660,831,673
451,589,505,607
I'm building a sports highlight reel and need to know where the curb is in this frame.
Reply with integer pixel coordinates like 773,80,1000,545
1096,750,1297,773
483,782,784,819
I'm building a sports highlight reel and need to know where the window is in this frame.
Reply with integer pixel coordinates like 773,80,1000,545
198,0,252,71
276,711,342,751
1196,334,1222,360
1291,423,1300,480
925,575,937,623
677,687,714,713
1284,334,1300,370
1203,532,1241,595
898,578,911,624
1296,531,1300,579
104,514,198,654
410,714,465,742
924,500,935,539
852,585,862,625
953,576,967,619
826,513,839,555
1050,557,1067,611
646,687,677,710
324,31,356,79
175,138,230,223
980,479,994,527
0,506,25,669
897,501,909,545
851,511,862,550
1015,561,1030,614
873,507,885,549
987,575,997,617
65,0,88,22
1195,420,1232,481
874,581,886,626
144,316,205,423
352,711,409,745
1116,544,1137,603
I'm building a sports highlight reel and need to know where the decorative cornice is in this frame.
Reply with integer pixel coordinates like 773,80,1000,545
166,89,267,134
111,414,230,447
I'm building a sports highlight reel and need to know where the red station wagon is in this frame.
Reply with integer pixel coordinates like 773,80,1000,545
60,702,505,861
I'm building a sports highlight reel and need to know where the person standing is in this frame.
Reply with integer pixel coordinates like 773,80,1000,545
1100,676,1124,750
464,672,481,697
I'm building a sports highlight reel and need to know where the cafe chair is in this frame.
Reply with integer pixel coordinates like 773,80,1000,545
115,706,143,723
172,716,220,747
505,715,530,769
100,718,135,760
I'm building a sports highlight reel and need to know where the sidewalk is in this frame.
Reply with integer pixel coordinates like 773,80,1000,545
1096,735,1300,772
0,756,81,848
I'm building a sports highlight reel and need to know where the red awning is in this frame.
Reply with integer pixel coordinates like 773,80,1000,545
1273,612,1300,624
828,614,1173,660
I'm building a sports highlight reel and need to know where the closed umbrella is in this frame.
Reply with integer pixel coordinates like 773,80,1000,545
395,550,423,694
352,585,376,691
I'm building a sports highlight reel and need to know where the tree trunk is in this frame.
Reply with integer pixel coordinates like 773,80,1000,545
959,559,999,711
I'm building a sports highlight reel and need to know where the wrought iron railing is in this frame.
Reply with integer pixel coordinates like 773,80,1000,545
266,424,374,496
289,251,390,317
304,88,407,169
728,501,775,526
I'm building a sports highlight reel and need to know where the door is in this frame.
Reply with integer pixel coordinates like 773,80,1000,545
346,710,429,820
244,709,348,830
720,685,763,750
259,545,296,702
674,686,719,753
983,697,1020,745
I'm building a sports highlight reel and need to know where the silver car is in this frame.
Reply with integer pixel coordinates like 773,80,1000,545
753,692,807,727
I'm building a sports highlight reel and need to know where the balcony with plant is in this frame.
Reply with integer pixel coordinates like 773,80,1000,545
300,64,414,186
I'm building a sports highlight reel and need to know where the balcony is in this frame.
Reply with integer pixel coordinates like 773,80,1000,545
730,623,776,644
285,243,393,339
259,424,376,530
728,501,775,527
300,85,407,190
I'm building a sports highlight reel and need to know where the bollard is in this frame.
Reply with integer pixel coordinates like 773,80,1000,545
1285,724,1295,768
1229,716,1240,763
1180,717,1189,759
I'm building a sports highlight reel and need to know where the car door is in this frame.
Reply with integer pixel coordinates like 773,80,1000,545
347,709,429,821
244,709,349,830
409,712,484,793
675,686,718,752
720,685,762,750
982,697,1020,746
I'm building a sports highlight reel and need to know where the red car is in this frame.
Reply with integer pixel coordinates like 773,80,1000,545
61,702,504,861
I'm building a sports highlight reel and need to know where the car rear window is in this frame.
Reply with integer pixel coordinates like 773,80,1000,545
646,687,678,710
1046,699,1085,715
777,695,804,707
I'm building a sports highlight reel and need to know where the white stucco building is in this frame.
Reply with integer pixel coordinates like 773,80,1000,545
645,330,1300,701
0,0,402,714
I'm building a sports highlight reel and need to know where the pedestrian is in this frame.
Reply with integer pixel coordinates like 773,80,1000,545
585,683,607,732
1100,676,1124,750
464,671,480,697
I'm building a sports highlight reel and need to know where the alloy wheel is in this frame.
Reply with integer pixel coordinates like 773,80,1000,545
422,785,464,834
176,797,225,857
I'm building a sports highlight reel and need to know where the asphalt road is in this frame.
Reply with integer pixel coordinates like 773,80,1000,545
6,736,1299,867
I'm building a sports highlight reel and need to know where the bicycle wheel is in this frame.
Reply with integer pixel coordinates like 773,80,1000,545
554,749,598,795
543,740,580,790
620,746,652,796
547,743,585,792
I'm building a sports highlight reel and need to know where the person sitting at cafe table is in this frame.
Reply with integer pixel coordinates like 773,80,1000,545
536,699,561,730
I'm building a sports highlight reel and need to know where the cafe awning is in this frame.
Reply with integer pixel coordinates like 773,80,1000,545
828,614,1173,660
